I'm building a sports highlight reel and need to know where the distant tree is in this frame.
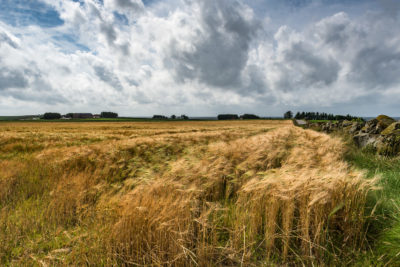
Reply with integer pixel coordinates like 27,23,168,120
42,112,61,120
65,113,73,118
217,114,239,120
284,111,293,119
152,115,168,120
171,115,176,119
240,114,260,119
294,111,364,121
181,114,189,120
101,111,118,118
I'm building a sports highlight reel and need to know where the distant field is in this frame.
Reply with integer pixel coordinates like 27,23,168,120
308,119,338,123
0,116,40,121
0,117,287,122
0,120,381,265
0,117,168,122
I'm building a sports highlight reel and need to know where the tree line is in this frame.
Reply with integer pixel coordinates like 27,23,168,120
217,114,260,120
152,115,189,120
42,111,118,120
41,111,363,121
100,112,118,118
286,111,364,121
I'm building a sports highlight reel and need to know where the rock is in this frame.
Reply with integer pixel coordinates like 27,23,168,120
295,120,307,126
322,122,333,133
376,121,388,134
381,122,400,135
342,120,353,127
376,134,400,156
376,115,396,128
360,115,395,134
361,119,378,134
348,122,364,135
353,133,380,148
309,122,319,129
375,122,400,156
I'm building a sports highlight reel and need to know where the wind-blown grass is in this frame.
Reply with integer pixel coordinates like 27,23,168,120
345,146,400,265
0,121,377,265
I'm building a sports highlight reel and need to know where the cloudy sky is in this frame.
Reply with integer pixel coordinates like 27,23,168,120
0,0,399,116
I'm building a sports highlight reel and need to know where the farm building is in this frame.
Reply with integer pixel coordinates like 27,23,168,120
72,113,93,119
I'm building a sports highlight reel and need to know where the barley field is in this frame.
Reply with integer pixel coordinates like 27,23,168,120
0,120,376,266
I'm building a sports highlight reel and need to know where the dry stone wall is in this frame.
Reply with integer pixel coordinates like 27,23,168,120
294,115,400,156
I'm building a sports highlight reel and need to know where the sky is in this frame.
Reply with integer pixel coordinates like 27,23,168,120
0,0,400,116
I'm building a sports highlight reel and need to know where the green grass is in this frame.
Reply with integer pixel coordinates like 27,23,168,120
0,117,179,123
308,119,338,123
0,116,40,121
345,145,400,265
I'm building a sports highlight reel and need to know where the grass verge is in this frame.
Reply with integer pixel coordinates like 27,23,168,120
345,139,400,266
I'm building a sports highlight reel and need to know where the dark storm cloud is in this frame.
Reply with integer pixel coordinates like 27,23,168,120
0,65,68,104
4,89,68,104
113,0,143,10
349,46,400,89
167,0,261,91
321,23,348,46
88,2,118,46
117,42,130,56
316,16,350,48
243,65,269,95
99,21,130,55
0,67,28,90
132,89,152,104
286,43,339,86
281,0,311,8
0,32,18,48
275,42,340,91
379,0,400,17
88,2,130,54
314,13,367,50
88,2,102,18
100,22,117,45
93,65,123,91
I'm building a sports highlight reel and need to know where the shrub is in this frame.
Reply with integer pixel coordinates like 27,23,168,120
217,114,239,120
152,115,168,119
284,111,293,119
240,114,260,119
42,112,61,120
100,112,118,118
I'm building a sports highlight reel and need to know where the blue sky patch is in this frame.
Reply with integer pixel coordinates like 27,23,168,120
142,0,157,7
113,12,129,25
56,33,90,52
0,0,63,27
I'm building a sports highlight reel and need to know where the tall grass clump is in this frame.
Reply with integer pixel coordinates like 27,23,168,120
111,127,377,265
0,121,379,265
345,145,400,265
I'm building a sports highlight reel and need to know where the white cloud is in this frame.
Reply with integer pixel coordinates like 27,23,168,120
0,0,399,116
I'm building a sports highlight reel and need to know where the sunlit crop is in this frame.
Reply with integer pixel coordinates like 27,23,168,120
0,120,375,265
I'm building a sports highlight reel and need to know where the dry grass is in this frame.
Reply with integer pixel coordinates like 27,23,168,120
0,120,376,266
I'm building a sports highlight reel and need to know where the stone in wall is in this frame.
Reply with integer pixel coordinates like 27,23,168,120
295,115,400,156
